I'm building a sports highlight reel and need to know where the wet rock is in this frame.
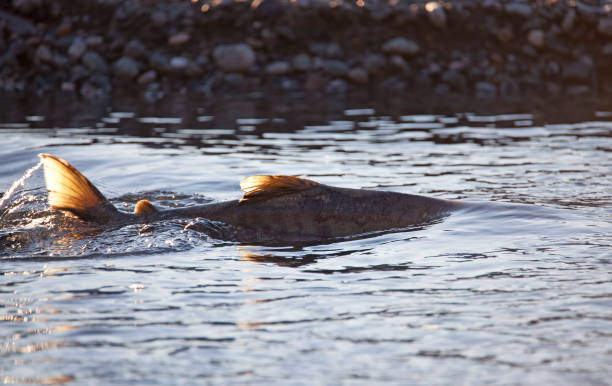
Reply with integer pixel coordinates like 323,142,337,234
505,2,533,18
86,36,104,48
56,17,71,37
562,9,576,32
324,60,349,77
441,70,467,91
68,37,87,60
82,51,109,73
475,81,496,99
265,61,291,76
546,82,562,94
598,18,612,37
170,56,189,71
382,37,420,57
481,0,502,11
527,30,545,48
149,52,171,73
566,85,590,95
35,45,53,64
305,73,326,91
292,54,312,72
213,43,256,73
53,53,69,68
223,73,246,89
113,56,139,78
363,53,387,76
325,79,348,94
602,43,612,55
123,40,147,59
347,67,368,84
500,78,520,99
168,32,190,46
425,2,447,28
138,70,157,85
12,0,42,15
390,55,410,72
0,9,35,35
562,58,593,82
151,10,168,28
434,83,451,95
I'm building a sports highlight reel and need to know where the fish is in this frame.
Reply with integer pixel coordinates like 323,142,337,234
38,154,464,243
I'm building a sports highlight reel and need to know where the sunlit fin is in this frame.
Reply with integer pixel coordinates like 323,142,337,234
39,154,118,222
134,199,157,214
239,175,319,204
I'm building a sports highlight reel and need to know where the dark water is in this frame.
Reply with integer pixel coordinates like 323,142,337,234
1,94,611,385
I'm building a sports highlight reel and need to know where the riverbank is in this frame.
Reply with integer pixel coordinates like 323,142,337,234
2,0,612,101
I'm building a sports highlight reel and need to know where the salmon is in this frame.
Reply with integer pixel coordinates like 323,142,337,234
39,154,462,243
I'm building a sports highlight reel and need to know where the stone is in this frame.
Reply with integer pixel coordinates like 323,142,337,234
546,82,562,94
35,45,53,64
170,56,189,71
527,30,545,48
475,81,497,99
602,43,612,55
265,61,291,75
305,73,326,91
363,53,387,76
425,2,447,28
323,60,349,77
53,53,68,68
434,83,451,95
138,70,156,85
562,9,576,32
113,56,139,78
56,17,71,37
0,9,35,35
347,67,368,84
598,18,612,37
441,70,467,91
292,54,311,72
505,3,533,18
12,0,42,15
390,55,410,72
123,40,147,59
566,85,590,95
481,0,501,11
82,51,108,73
212,43,256,73
382,37,420,57
67,37,87,60
500,78,520,99
325,79,348,94
151,10,168,27
86,36,104,47
168,32,190,46
562,58,593,82
149,52,171,73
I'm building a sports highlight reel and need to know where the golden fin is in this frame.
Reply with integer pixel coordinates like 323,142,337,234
134,199,157,215
39,154,117,221
239,175,319,203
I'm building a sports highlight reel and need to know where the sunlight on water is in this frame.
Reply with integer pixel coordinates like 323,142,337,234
0,160,43,211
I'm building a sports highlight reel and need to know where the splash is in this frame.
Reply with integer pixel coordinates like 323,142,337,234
0,159,44,211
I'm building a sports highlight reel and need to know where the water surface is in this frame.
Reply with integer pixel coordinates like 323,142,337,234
1,94,611,384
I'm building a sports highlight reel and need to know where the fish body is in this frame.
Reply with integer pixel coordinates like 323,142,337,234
39,154,461,243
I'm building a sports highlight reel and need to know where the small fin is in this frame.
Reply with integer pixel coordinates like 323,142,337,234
134,199,157,215
239,175,319,204
39,154,117,222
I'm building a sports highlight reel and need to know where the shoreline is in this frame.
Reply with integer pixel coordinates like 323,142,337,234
2,0,612,101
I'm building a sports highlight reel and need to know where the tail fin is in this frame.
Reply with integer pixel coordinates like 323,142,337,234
39,154,119,222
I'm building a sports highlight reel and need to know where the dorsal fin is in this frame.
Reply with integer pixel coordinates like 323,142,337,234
39,154,118,222
134,199,157,215
239,175,319,204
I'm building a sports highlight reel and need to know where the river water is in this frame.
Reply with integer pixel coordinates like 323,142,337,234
0,94,611,385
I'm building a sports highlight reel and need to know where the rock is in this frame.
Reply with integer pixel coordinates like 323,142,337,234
566,85,590,95
12,0,42,15
363,53,387,76
562,9,576,32
562,58,593,82
475,81,497,99
82,51,109,73
527,30,545,48
481,0,501,11
265,61,291,76
598,18,612,37
390,55,410,72
123,40,147,59
305,73,326,91
53,53,68,68
86,36,104,47
212,43,256,73
500,78,520,99
441,70,467,91
151,10,168,28
223,73,246,89
546,82,562,94
292,54,311,72
505,3,533,18
168,32,190,46
170,56,189,71
495,25,514,42
138,70,156,85
0,10,35,35
382,37,420,57
347,67,368,84
325,79,348,94
56,17,71,37
68,37,87,60
434,83,451,95
61,82,75,92
324,60,349,77
113,56,139,78
425,2,447,28
35,45,53,64
602,43,612,55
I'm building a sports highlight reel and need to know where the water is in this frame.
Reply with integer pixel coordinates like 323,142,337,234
0,94,611,385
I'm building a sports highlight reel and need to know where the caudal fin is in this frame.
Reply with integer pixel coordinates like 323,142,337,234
39,154,119,222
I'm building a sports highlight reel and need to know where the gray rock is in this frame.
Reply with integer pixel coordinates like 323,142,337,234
390,55,410,72
475,81,497,99
150,10,168,28
35,45,53,64
82,51,109,73
363,53,387,76
149,52,170,73
562,9,576,32
347,67,368,84
213,43,256,73
168,32,190,46
292,54,312,72
546,82,562,94
86,36,104,47
562,58,593,82
481,0,501,11
0,10,35,35
505,3,533,18
425,2,447,28
382,37,420,57
325,79,348,94
441,70,467,91
170,56,189,71
265,61,291,76
500,78,520,99
68,37,87,60
324,60,349,77
527,30,545,48
598,18,612,37
12,0,42,15
53,53,69,68
113,56,139,78
138,70,157,85
434,83,451,95
123,40,147,59
602,43,612,55
566,85,590,95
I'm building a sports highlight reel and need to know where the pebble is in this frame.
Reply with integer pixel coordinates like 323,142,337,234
363,53,387,76
212,43,256,73
265,61,291,76
562,9,576,32
292,54,312,72
441,70,467,91
475,81,497,99
305,73,326,91
425,2,447,28
123,40,147,59
598,18,612,37
500,78,520,99
382,37,420,57
505,2,533,18
527,30,545,48
562,58,593,82
170,56,189,71
138,70,157,85
390,55,410,72
68,37,87,60
347,67,368,84
35,45,53,64
82,51,109,73
566,85,590,95
325,79,348,94
168,32,190,46
602,43,612,55
113,56,140,78
86,36,104,48
324,60,349,77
